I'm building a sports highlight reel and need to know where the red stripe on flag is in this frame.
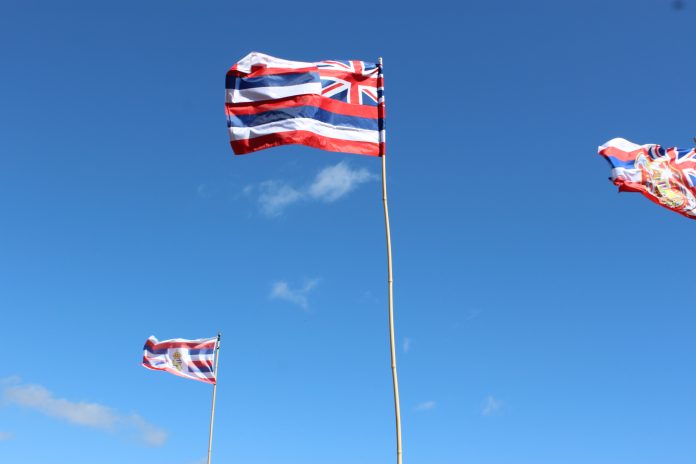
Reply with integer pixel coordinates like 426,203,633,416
317,69,378,87
614,179,696,220
350,61,362,104
226,94,385,119
230,131,384,157
158,366,216,384
191,360,214,370
145,339,216,350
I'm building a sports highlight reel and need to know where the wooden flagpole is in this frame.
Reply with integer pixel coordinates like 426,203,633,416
378,56,403,464
207,333,221,464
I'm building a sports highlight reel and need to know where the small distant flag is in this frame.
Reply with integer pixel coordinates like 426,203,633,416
142,336,218,384
598,137,696,219
225,51,385,156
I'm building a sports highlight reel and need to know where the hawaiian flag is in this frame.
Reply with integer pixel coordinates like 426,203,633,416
225,52,385,156
142,336,218,384
598,138,696,219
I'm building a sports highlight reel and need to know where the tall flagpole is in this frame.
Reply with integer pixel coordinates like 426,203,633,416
378,56,403,464
207,333,221,464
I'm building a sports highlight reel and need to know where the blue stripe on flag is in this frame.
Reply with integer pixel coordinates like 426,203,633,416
226,72,319,90
190,365,214,373
188,349,214,356
228,106,379,131
145,347,168,355
605,155,636,169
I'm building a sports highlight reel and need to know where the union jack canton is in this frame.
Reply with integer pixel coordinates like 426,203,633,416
317,60,381,106
225,52,385,156
598,138,696,219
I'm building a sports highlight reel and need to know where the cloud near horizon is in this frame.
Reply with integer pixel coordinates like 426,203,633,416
270,279,319,309
252,161,377,216
2,378,166,446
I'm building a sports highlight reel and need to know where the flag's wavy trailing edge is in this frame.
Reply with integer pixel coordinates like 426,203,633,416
226,52,385,156
598,137,696,219
142,336,217,384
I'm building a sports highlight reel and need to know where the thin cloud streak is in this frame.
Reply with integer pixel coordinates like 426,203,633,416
482,395,503,416
258,181,304,217
270,279,319,309
415,400,436,411
0,431,12,441
2,379,166,446
196,183,212,199
403,337,412,353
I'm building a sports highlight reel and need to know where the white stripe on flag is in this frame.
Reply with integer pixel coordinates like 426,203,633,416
189,354,215,361
611,167,641,182
229,118,382,143
233,51,316,74
225,82,322,103
599,138,642,152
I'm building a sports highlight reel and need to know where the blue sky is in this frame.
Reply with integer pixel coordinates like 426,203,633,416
2,0,696,463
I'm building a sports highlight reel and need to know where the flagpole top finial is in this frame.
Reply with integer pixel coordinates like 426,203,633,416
378,57,383,66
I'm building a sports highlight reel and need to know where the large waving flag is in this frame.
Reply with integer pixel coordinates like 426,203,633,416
142,336,218,384
225,52,385,156
599,138,696,219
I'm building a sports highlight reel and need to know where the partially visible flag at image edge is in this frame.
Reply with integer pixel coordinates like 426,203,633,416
598,137,696,219
142,336,217,384
225,51,385,157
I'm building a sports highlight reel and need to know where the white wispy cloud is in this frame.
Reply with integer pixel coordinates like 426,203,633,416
415,400,436,411
197,183,212,199
403,337,412,353
0,431,12,441
464,308,481,321
258,181,304,217
482,395,503,416
308,161,377,202
248,162,377,216
2,379,166,446
270,279,319,309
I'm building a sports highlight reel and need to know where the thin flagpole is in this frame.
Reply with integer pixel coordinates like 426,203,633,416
378,56,403,464
207,333,221,464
